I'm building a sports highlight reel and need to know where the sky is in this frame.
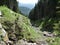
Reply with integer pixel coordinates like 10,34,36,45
17,0,38,4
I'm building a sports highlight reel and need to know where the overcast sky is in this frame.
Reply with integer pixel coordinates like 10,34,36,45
17,0,38,4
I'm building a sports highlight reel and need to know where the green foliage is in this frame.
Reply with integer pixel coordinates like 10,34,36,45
0,6,41,41
45,37,60,45
51,37,60,45
0,6,19,23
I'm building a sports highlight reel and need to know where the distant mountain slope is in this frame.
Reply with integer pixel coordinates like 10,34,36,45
19,6,31,16
18,3,35,16
18,3,35,9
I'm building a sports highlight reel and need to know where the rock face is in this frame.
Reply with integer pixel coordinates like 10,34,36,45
0,23,9,41
0,11,9,42
0,23,13,45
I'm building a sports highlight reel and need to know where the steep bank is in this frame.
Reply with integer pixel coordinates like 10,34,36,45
0,6,42,44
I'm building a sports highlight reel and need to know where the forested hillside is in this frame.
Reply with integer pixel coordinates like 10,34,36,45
29,0,60,45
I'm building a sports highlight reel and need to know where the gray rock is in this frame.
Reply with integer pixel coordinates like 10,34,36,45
0,41,6,45
0,23,2,28
25,43,37,45
0,23,6,37
0,11,2,16
0,23,12,45
43,31,55,37
36,41,48,45
0,11,3,19
16,40,37,45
